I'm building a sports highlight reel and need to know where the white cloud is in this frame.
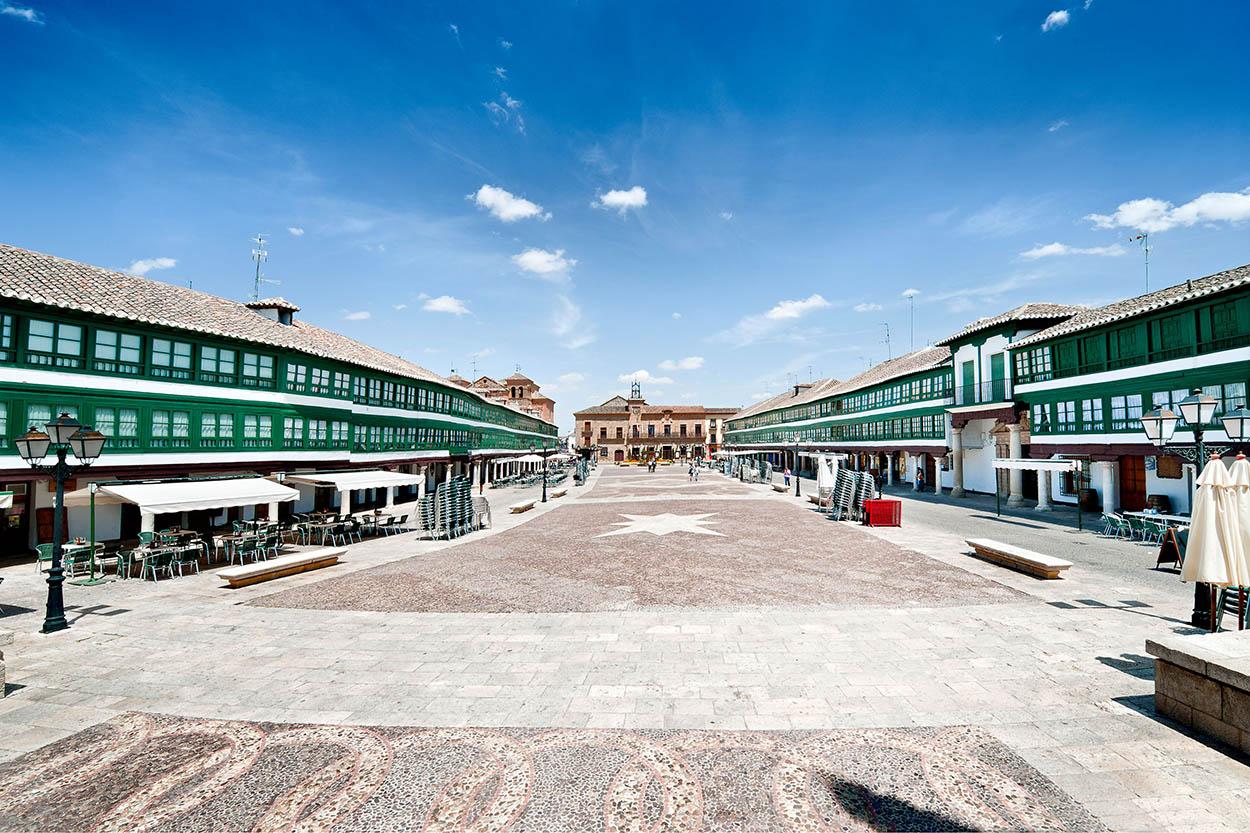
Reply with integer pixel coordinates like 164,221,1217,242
930,271,1043,305
901,288,921,299
512,247,576,280
470,184,549,222
483,92,524,133
343,310,371,321
557,372,585,386
499,38,512,49
287,226,305,236
671,312,682,320
423,295,470,315
959,198,1047,236
765,294,830,320
1041,10,1070,32
720,211,734,221
1086,188,1250,233
127,257,176,276
1020,242,1127,259
551,295,595,349
750,391,774,401
1047,119,1069,132
853,302,883,313
714,294,832,346
1084,0,1094,8
0,3,42,24
618,369,674,385
494,67,507,80
393,303,408,310
593,186,648,215
658,356,704,371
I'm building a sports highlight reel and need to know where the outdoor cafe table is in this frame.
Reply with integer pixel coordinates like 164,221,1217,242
1123,511,1192,526
61,541,104,577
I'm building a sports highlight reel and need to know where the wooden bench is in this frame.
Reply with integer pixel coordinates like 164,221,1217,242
964,538,1071,580
550,487,568,499
216,547,344,588
509,500,536,514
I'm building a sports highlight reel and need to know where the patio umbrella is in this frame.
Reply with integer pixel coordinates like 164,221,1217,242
1181,456,1235,589
1230,454,1250,586
817,456,836,492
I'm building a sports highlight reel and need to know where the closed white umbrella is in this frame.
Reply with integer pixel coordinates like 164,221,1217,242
1230,454,1250,587
1181,456,1234,588
817,457,836,491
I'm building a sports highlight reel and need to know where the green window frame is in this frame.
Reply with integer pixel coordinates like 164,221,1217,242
93,406,139,448
283,416,304,447
333,372,351,398
200,412,235,447
285,363,308,392
151,338,193,379
309,367,332,395
199,346,237,382
242,414,273,448
241,352,275,388
27,319,84,368
151,409,190,447
0,314,15,362
93,330,143,375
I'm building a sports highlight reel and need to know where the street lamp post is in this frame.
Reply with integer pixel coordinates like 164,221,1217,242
530,441,552,503
15,413,108,634
1140,389,1227,629
789,433,802,497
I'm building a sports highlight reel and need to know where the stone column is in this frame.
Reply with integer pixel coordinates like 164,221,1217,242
887,456,896,485
1006,424,1025,507
1097,460,1119,513
950,427,966,498
1036,469,1052,511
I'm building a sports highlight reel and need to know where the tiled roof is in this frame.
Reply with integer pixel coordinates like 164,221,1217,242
245,296,300,312
728,378,843,423
573,396,738,417
1013,263,1250,348
0,243,555,426
934,303,1083,346
728,346,951,424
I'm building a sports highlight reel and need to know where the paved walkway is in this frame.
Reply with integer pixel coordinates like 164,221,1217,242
0,465,1246,831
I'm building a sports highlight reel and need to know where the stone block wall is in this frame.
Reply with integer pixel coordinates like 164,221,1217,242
1155,658,1250,755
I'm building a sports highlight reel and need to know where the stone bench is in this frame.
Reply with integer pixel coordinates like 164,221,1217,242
772,483,787,493
550,487,568,499
964,538,1071,580
1147,630,1250,755
216,547,344,588
509,500,536,514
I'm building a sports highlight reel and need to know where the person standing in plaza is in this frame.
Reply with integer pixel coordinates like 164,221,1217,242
915,467,925,493
784,467,791,487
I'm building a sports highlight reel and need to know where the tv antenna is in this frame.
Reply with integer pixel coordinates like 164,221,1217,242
250,234,281,300
881,322,892,359
1130,233,1150,292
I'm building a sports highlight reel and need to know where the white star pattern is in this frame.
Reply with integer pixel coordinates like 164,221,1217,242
595,512,725,538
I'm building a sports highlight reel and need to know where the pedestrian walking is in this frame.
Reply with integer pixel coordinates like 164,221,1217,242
784,467,791,487
688,464,695,481
915,468,925,493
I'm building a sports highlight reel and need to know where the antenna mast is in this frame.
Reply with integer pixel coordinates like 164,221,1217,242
882,322,892,360
1130,233,1150,292
251,234,269,301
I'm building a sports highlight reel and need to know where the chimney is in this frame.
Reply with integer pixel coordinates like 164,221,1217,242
245,297,300,326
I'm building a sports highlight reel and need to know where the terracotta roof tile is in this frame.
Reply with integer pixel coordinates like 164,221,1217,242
934,303,1083,346
1013,263,1250,348
0,243,555,425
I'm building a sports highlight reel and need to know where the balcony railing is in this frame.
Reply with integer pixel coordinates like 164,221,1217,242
952,379,1011,407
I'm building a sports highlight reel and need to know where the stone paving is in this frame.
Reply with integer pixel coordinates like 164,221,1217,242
0,464,1246,831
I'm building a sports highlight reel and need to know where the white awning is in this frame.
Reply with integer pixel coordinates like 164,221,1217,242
285,470,425,491
99,477,299,515
0,491,11,510
992,458,1083,472
515,454,545,463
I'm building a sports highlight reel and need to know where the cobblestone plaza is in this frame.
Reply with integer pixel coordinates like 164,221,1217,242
2,465,1248,831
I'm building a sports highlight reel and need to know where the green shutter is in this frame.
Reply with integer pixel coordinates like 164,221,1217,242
1080,334,1106,370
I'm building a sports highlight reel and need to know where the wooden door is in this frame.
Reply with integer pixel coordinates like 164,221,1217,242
0,482,31,558
1119,455,1146,511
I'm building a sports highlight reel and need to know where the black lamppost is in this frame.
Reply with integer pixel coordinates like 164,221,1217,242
789,432,802,497
16,413,108,634
1140,389,1225,629
530,441,553,503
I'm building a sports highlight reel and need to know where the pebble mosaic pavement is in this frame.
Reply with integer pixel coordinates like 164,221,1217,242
0,712,1103,832
1,464,1249,831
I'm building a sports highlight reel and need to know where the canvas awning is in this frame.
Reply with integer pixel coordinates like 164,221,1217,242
285,470,425,491
0,491,12,510
515,454,545,463
98,477,299,515
992,458,1083,472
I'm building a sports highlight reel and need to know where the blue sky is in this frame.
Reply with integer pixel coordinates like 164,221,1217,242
2,2,1249,430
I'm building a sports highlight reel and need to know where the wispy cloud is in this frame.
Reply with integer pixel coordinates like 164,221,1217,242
1047,119,1069,132
593,186,648,215
513,247,576,280
853,302,883,313
127,257,176,276
618,369,674,385
1020,241,1126,259
469,347,494,360
929,272,1044,311
343,310,371,321
392,303,408,310
469,184,549,222
448,22,461,47
719,210,734,221
958,198,1047,237
423,295,469,315
551,295,594,349
557,372,585,385
499,38,512,49
493,67,507,80
901,288,921,299
1041,10,1070,32
658,356,704,371
713,294,832,346
0,3,43,24
1086,188,1250,233
671,312,682,320
287,226,305,236
483,92,525,134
